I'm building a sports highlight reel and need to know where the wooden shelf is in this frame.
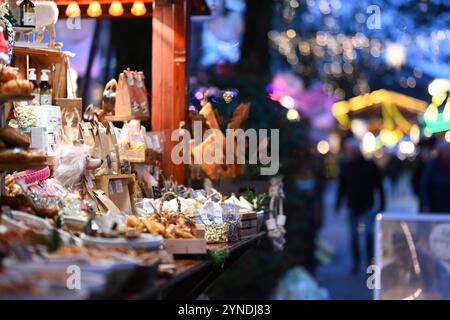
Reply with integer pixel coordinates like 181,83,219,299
103,114,150,122
13,45,63,56
129,233,264,300
0,162,48,172
0,93,34,104
14,27,36,33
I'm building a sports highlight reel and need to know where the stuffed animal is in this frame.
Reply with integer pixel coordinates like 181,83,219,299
11,1,59,47
54,142,102,190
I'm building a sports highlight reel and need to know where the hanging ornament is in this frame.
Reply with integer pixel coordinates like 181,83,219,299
222,89,238,104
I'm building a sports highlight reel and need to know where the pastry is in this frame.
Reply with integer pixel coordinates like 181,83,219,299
25,151,47,164
0,127,31,148
0,65,17,82
0,148,28,162
126,215,140,228
0,79,33,94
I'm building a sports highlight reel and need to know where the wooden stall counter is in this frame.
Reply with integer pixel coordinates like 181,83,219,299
127,233,264,300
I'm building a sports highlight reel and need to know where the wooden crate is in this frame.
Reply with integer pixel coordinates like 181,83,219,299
13,46,69,100
239,211,258,238
94,174,137,214
163,238,207,255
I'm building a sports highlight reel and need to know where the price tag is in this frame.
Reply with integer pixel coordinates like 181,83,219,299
115,180,124,193
277,214,286,227
108,181,115,194
266,217,277,231
201,202,213,225
151,135,161,149
81,123,91,137
85,175,94,189
213,203,223,224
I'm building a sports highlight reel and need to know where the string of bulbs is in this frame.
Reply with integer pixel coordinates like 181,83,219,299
65,1,148,18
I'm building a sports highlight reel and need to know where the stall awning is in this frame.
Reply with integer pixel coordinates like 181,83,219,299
332,89,428,130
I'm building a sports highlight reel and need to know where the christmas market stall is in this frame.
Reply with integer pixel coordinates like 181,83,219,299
0,0,274,299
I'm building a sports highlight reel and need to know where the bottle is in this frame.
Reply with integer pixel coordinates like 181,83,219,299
28,68,40,103
39,69,52,105
19,0,36,28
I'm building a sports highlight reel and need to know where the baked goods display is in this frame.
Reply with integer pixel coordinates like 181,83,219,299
0,127,31,149
0,65,33,94
0,79,33,94
0,127,46,166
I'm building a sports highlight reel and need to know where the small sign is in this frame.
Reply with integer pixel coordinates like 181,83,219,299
115,180,124,193
108,182,115,194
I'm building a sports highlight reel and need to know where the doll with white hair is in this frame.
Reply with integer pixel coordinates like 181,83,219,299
53,142,102,190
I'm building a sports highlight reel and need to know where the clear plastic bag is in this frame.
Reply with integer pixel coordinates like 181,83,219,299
118,120,146,163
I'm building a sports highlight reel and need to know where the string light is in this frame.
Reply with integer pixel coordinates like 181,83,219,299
131,1,147,16
87,1,102,18
65,1,80,18
109,1,124,17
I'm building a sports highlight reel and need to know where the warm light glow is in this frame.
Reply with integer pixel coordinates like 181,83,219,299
445,131,450,143
109,1,124,16
317,140,330,155
131,1,147,16
424,104,439,122
432,91,447,106
380,129,400,147
443,99,450,121
428,79,450,96
409,124,420,144
350,119,367,139
362,132,376,153
286,109,300,121
385,42,406,68
87,1,102,18
65,1,81,17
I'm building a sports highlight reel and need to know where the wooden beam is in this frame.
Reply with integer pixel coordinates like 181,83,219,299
152,0,189,185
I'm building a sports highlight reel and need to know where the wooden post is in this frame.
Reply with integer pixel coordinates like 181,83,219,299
152,0,189,185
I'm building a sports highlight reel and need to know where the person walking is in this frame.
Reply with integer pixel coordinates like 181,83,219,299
335,138,385,274
420,140,450,213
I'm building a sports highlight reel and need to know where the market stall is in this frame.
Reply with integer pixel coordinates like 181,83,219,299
0,0,272,300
